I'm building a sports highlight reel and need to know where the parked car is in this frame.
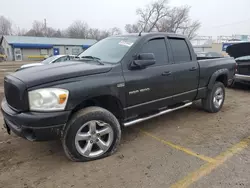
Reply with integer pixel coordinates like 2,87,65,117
1,33,236,162
226,42,250,86
16,55,76,71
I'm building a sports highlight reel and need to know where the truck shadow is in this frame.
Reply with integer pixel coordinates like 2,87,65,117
231,83,250,92
0,102,223,165
121,101,205,142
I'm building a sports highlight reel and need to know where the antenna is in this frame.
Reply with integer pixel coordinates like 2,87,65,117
138,31,142,36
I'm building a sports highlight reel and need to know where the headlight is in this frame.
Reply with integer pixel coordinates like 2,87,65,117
28,88,69,111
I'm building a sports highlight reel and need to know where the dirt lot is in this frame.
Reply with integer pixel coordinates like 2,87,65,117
0,63,250,187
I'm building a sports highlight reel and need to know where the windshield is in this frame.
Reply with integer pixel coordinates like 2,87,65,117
78,36,138,63
41,56,61,64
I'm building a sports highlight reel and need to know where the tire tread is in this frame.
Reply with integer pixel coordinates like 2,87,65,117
62,107,121,162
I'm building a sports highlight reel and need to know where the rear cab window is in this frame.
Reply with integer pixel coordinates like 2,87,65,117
169,38,192,63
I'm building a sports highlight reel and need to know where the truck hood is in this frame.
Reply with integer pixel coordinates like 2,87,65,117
226,42,250,59
11,61,113,88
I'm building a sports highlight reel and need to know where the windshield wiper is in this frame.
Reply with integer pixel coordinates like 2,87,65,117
79,56,104,65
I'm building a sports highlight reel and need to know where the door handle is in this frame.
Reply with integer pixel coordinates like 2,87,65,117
189,67,198,71
162,71,172,76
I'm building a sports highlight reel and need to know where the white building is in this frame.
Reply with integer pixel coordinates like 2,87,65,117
0,35,97,61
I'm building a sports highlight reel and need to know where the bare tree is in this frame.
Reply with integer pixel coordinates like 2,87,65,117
46,28,63,37
25,20,45,36
156,6,200,39
52,29,63,38
23,20,66,38
99,30,111,40
87,28,101,40
66,20,89,38
3,18,122,40
87,28,109,41
13,26,27,36
125,22,143,33
136,0,169,32
156,6,189,32
0,16,12,35
125,0,201,38
179,20,201,40
87,27,121,41
109,27,122,36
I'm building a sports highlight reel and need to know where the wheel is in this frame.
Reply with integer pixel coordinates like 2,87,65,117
202,82,225,113
62,107,121,162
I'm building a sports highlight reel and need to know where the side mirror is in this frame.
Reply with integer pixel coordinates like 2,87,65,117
130,53,156,70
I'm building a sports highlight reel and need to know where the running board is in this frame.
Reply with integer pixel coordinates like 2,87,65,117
123,102,193,127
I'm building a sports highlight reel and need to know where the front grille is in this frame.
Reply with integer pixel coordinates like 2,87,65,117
4,76,28,111
238,65,250,75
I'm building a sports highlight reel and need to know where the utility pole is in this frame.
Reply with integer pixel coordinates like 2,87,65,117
44,18,47,37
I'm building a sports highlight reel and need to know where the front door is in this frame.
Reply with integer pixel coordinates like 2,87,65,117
168,38,199,103
53,48,60,55
123,37,174,119
14,48,22,61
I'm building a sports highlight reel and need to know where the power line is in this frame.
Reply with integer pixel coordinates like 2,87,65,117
202,18,250,29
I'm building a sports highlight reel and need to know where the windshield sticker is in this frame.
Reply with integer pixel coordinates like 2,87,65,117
119,40,134,47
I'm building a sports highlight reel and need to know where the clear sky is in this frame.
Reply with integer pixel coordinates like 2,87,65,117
2,0,250,37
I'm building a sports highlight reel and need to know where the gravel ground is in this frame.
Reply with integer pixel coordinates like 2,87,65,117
0,68,250,187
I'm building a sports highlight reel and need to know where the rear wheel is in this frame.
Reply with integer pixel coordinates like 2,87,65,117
202,82,225,113
62,107,121,162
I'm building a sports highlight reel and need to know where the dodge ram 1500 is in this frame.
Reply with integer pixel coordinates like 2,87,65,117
1,33,236,162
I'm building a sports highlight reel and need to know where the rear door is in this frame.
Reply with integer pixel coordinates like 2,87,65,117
168,37,199,103
123,37,174,118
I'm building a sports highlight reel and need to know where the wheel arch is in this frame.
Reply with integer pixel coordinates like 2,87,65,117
208,69,229,90
71,94,125,121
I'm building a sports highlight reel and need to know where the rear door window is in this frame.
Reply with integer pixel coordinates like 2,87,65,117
169,38,191,63
140,38,168,66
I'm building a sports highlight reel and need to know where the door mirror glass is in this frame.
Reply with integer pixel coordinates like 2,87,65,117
130,53,156,70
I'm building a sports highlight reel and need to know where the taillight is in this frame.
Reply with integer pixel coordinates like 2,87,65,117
235,63,238,73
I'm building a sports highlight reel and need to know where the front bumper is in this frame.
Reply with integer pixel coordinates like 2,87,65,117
1,98,71,141
234,74,250,85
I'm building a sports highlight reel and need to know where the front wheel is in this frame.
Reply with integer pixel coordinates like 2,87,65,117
62,107,121,162
202,82,225,113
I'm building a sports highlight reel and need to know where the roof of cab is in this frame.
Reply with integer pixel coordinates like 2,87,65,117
115,32,186,39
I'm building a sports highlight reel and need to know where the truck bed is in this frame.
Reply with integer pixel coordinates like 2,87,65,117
198,57,236,88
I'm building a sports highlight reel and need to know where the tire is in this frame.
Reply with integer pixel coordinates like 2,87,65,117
202,82,225,113
62,107,121,162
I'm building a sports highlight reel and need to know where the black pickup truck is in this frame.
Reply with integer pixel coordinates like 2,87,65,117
226,42,250,86
1,33,236,162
